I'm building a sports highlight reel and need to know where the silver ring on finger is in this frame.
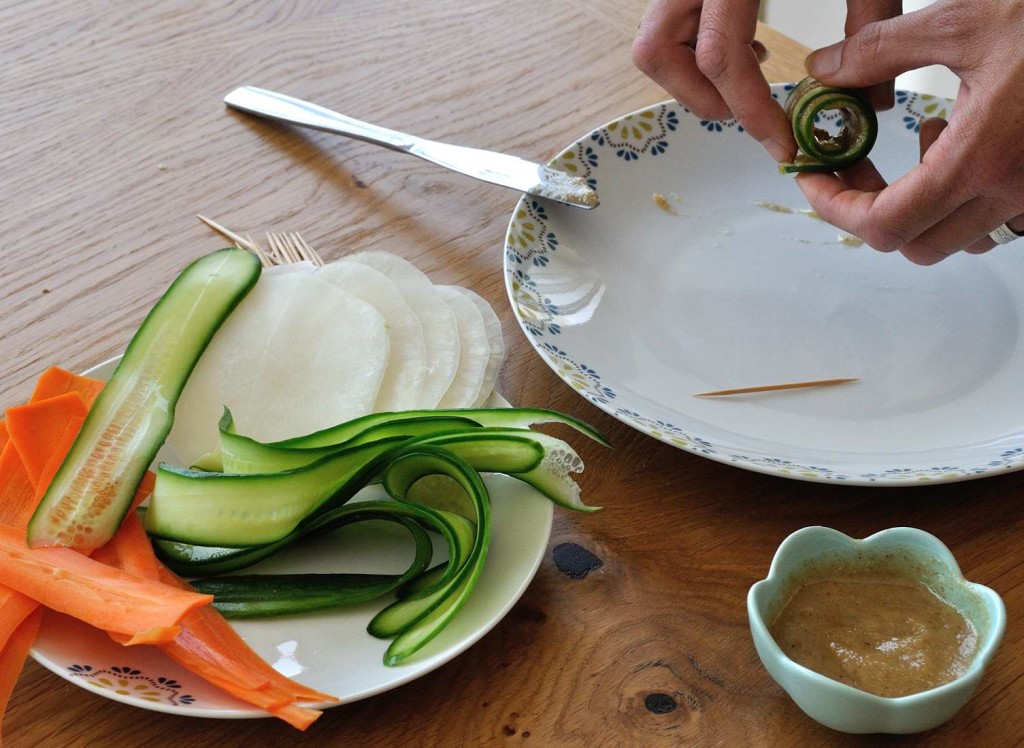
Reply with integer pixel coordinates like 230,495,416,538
989,222,1024,244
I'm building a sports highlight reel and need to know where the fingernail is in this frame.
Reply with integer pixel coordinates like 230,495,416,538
764,138,793,164
806,43,842,78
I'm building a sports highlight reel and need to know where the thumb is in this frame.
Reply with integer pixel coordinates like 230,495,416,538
806,9,954,88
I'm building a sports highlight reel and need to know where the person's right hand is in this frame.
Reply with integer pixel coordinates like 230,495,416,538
798,0,1024,264
631,0,901,165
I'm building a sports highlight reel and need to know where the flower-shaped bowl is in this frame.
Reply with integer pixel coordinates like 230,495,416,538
748,526,1005,734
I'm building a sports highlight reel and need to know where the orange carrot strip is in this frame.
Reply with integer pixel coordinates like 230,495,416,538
107,512,333,702
65,375,105,409
0,421,8,453
129,471,156,512
28,368,74,403
0,426,55,656
267,703,323,732
107,510,162,579
159,567,336,703
96,513,334,727
0,607,42,742
0,590,41,653
119,624,183,646
5,393,88,491
0,443,35,530
29,367,105,408
0,523,211,639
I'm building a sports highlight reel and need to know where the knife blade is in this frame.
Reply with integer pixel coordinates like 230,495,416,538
224,86,598,209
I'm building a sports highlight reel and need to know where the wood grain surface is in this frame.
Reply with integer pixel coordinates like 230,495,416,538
2,2,1021,746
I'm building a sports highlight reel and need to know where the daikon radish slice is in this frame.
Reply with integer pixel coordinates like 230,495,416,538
346,251,459,408
168,273,387,464
448,286,506,407
314,260,427,411
169,272,293,464
436,286,490,409
263,261,317,276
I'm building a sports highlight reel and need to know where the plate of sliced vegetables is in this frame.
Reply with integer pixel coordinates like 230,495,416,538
505,84,1024,485
30,386,557,716
14,247,605,725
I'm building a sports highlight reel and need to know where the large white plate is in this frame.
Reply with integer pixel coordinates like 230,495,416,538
30,358,553,717
505,85,1024,486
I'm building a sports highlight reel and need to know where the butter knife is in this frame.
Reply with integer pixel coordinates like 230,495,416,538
224,86,598,209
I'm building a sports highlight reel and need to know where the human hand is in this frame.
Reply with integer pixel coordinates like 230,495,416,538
631,0,900,164
799,0,1024,264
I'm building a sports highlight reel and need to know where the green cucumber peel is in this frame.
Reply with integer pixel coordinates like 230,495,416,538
396,563,448,600
366,447,492,666
217,409,485,474
190,515,434,618
147,427,596,548
219,407,610,475
271,407,610,450
153,499,468,589
27,248,261,551
145,436,408,547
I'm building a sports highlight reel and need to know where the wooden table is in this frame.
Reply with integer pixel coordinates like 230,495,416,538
2,2,1020,745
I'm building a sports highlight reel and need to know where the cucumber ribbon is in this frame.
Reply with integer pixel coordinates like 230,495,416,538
780,76,878,174
188,447,492,666
146,407,609,665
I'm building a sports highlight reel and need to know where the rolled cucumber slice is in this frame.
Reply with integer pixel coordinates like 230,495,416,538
27,248,261,551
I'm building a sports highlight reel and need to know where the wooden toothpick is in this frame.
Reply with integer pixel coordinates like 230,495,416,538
693,378,860,398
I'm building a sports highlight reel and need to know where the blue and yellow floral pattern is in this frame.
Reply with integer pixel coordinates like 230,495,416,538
895,90,952,132
590,107,679,161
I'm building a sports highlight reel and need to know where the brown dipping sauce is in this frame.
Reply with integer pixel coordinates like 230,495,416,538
769,555,979,698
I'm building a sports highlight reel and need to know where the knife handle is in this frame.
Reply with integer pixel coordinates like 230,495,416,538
223,86,417,153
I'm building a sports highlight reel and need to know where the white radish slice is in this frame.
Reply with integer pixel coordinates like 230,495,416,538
346,250,459,408
448,286,506,406
263,261,317,276
436,285,490,409
168,272,388,464
314,259,428,411
168,271,289,464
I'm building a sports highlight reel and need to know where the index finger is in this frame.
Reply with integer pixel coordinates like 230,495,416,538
695,0,795,162
633,0,729,118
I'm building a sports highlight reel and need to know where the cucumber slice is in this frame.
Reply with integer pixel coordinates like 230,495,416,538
27,248,261,550
153,498,468,585
146,428,593,548
190,515,434,618
367,447,491,665
396,563,448,600
221,407,610,474
145,436,409,547
218,410,485,474
275,406,610,449
197,573,408,617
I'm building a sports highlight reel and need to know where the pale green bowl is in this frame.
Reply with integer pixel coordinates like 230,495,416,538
748,526,1006,734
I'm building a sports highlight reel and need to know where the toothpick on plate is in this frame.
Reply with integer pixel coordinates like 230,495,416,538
197,214,324,267
693,378,860,398
244,232,271,267
197,214,255,251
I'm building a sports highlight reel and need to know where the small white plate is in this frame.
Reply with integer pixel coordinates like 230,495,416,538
505,85,1024,485
30,358,553,717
